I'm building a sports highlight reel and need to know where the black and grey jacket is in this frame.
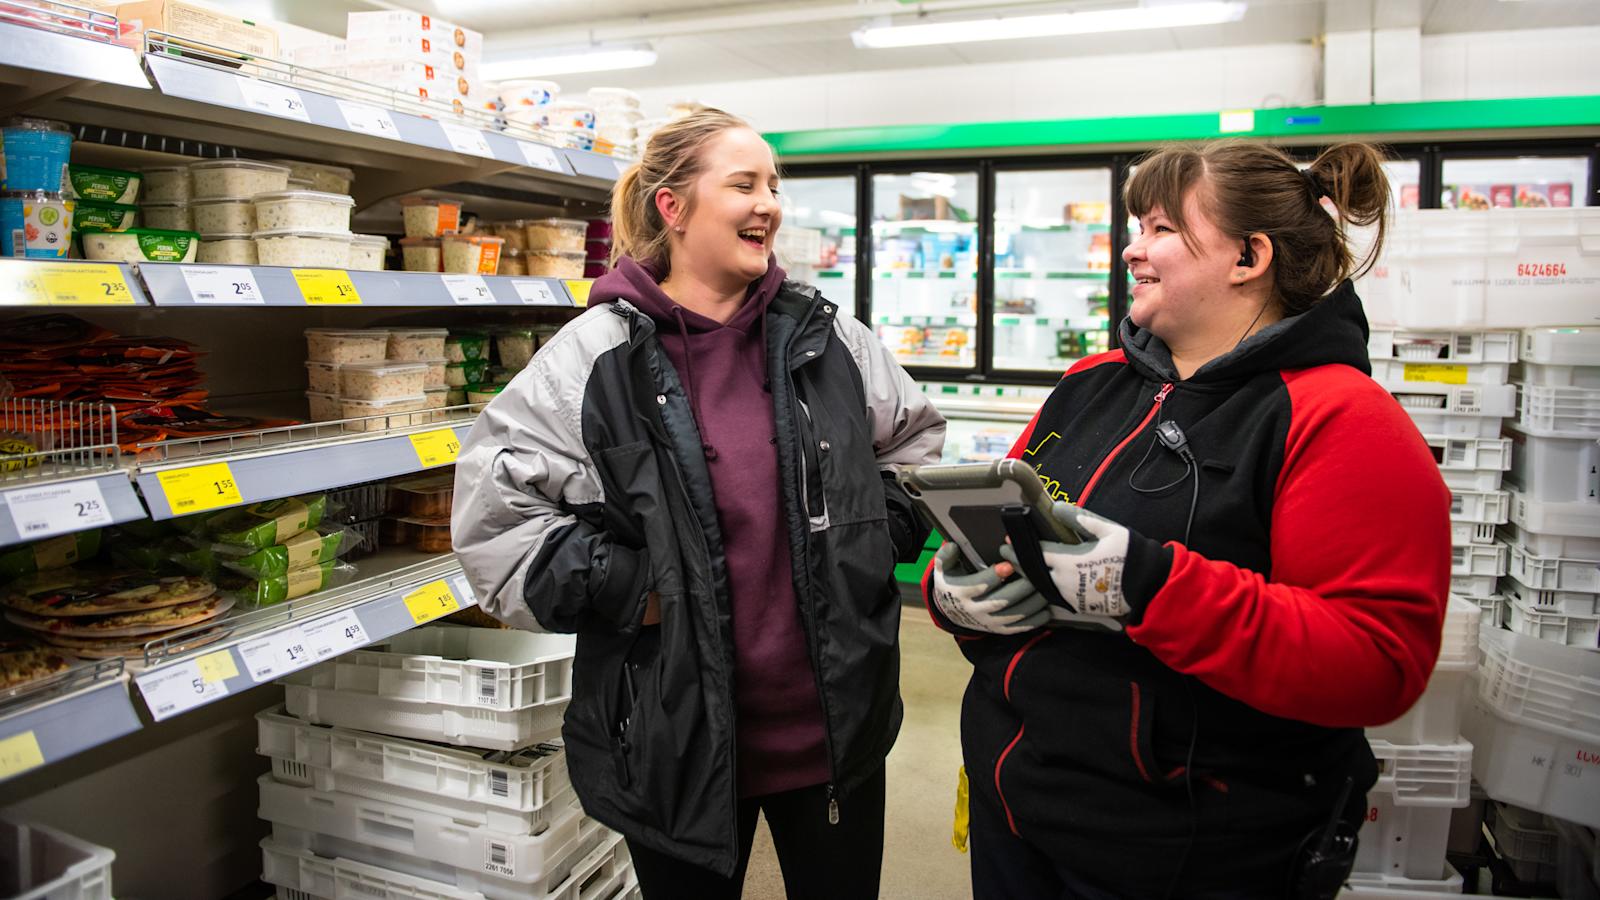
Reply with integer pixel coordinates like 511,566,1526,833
453,282,946,874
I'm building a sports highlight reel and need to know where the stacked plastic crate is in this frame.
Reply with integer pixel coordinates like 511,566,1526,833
255,623,640,900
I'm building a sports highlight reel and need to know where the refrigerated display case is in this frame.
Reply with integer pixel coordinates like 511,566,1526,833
870,170,980,370
1440,155,1589,210
778,174,859,315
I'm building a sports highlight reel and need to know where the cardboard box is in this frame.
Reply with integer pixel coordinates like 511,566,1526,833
346,35,480,74
339,60,476,98
116,0,278,58
346,11,482,57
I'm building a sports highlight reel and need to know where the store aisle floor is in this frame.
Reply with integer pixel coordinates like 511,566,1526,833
742,609,974,899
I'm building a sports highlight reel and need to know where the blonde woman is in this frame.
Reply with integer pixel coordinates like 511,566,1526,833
454,109,945,899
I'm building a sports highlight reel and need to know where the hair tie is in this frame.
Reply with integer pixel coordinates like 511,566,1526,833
1302,168,1328,200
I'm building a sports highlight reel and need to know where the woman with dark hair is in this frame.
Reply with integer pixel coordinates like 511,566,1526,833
926,140,1451,898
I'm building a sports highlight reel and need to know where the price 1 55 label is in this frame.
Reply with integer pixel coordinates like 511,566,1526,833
404,579,461,625
409,429,461,467
293,269,362,305
155,461,243,516
338,100,400,138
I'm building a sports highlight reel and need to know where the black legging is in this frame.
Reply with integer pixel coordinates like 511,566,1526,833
626,766,886,900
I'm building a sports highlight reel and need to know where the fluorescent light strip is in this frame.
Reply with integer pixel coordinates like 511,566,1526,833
481,47,658,80
853,2,1247,49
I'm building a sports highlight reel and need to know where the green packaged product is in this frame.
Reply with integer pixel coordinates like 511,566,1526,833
0,530,102,582
63,165,142,204
211,526,352,580
182,495,327,552
111,536,216,577
227,560,355,607
72,201,140,232
445,332,489,362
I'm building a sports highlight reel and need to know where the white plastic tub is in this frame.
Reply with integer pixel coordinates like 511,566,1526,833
191,196,255,235
1352,789,1455,881
1505,422,1599,505
197,234,257,265
1450,573,1497,598
387,328,449,361
337,396,428,433
349,234,388,271
339,361,428,401
304,328,387,364
254,190,355,232
1501,569,1600,617
140,165,191,202
141,199,193,231
254,230,353,268
1518,361,1600,389
1428,435,1511,474
269,160,354,195
190,159,291,198
1369,328,1519,365
0,820,115,900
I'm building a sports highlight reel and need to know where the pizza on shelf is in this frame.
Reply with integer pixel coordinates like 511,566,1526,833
1,570,216,617
5,595,234,638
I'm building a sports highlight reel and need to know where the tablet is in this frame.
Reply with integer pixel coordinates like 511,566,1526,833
897,460,1080,570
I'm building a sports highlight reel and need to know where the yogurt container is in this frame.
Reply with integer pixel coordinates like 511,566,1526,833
63,165,141,204
399,236,441,272
1,191,72,258
191,197,256,236
197,234,258,265
1,118,71,193
525,217,587,253
190,159,291,199
441,233,502,274
546,102,596,131
349,234,388,271
269,160,354,195
253,190,354,232
386,328,448,361
498,80,560,110
71,201,139,233
81,227,199,264
340,361,428,401
141,200,193,231
524,249,585,278
401,196,461,238
305,328,387,364
140,165,192,202
253,229,353,268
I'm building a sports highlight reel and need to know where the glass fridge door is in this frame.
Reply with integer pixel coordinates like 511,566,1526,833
870,170,980,370
1440,155,1589,210
777,174,859,316
991,167,1113,373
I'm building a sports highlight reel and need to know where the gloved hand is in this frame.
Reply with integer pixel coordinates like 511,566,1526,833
930,542,1051,636
999,502,1132,618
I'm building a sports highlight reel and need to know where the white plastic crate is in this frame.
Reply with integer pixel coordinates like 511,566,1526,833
256,707,577,835
1504,592,1600,649
1450,521,1496,545
1508,542,1600,593
1499,521,1600,563
259,774,597,896
283,682,568,751
1505,423,1599,505
1518,361,1600,389
1368,739,1473,808
1448,489,1509,525
1450,573,1498,599
1522,327,1600,367
1371,329,1520,365
1403,408,1506,439
1428,435,1512,474
1340,863,1465,896
1367,597,1481,746
1500,570,1599,616
1442,469,1504,493
261,829,629,900
0,820,115,900
1508,485,1600,540
1519,383,1600,438
1386,381,1517,419
1451,541,1508,577
1466,593,1507,628
1371,358,1511,387
1353,789,1454,881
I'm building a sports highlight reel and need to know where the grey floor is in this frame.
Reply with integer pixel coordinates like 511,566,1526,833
741,611,975,899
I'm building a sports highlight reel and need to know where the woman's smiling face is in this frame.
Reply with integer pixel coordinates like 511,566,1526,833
1123,184,1248,343
665,126,783,288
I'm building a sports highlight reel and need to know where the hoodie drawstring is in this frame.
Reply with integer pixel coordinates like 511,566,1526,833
671,306,719,461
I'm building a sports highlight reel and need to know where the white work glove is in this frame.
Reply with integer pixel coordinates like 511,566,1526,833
930,542,1051,636
999,502,1131,618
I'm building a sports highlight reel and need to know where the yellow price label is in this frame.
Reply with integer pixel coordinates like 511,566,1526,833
1403,363,1469,385
409,429,461,468
403,579,460,625
564,279,593,305
196,649,239,684
156,461,244,515
5,261,135,305
293,269,362,305
0,730,46,779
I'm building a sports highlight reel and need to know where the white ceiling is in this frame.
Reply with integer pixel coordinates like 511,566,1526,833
260,0,1600,93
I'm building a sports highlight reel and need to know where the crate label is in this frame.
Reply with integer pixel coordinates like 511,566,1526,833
441,123,494,158
180,265,263,304
1403,363,1469,385
488,768,510,798
0,731,45,779
156,462,243,515
408,429,460,468
196,649,239,684
136,660,230,721
442,274,494,305
484,839,514,876
240,627,313,682
337,101,399,139
403,579,460,625
476,665,499,705
518,141,563,173
237,78,310,121
564,280,592,305
293,269,361,305
4,478,113,540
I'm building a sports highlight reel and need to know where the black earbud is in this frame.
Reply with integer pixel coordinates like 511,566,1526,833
1237,242,1255,268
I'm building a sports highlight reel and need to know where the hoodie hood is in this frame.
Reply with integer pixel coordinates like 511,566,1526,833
588,256,787,334
1119,279,1372,385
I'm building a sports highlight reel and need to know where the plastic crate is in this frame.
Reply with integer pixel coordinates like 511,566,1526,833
1508,485,1600,540
1340,863,1465,896
283,682,567,751
1451,541,1508,577
1367,597,1481,746
1371,358,1511,387
1500,569,1599,616
1371,329,1520,365
1507,542,1600,593
1442,469,1504,492
0,820,115,900
1450,521,1496,545
1551,816,1600,900
1448,489,1509,526
1517,361,1600,389
1505,422,1599,505
1403,408,1506,439
1504,592,1600,650
1498,521,1600,563
1489,801,1559,866
1386,382,1517,418
260,829,629,900
1428,435,1512,473
1466,593,1507,628
1519,384,1600,438
1353,789,1455,880
1451,573,1498,599
1368,739,1473,808
1522,327,1600,367
256,707,577,835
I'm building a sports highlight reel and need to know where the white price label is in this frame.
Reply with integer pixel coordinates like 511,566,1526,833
237,79,310,122
517,141,564,173
240,627,314,682
441,123,494,158
136,661,230,721
337,101,400,139
4,479,113,540
512,279,559,305
180,266,263,305
442,274,494,305
302,610,368,661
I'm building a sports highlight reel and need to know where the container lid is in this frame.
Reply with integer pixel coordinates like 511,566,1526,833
399,237,441,247
341,395,426,409
252,190,355,207
351,233,390,248
190,195,255,206
269,160,355,180
252,229,354,241
189,160,293,174
401,196,463,208
201,233,254,241
305,327,389,337
440,234,504,246
305,360,342,369
527,249,587,259
139,165,190,175
73,200,139,213
529,217,588,228
287,178,314,190
305,390,337,400
391,472,454,495
387,328,449,338
84,227,199,240
142,199,191,208
2,117,70,133
68,164,140,178
341,361,428,374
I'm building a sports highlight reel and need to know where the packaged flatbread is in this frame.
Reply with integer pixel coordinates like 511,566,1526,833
5,594,233,638
1,570,215,617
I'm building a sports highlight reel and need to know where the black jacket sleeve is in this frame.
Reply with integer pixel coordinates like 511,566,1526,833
882,471,932,564
522,520,651,632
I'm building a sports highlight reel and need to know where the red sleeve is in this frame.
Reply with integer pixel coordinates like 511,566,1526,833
1124,365,1451,728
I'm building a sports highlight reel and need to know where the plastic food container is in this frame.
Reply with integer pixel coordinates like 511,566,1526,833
401,196,461,238
397,516,453,552
0,191,72,258
141,200,193,231
305,328,387,364
82,227,199,263
73,201,139,232
191,196,255,235
286,176,313,191
1,117,71,193
496,328,536,370
488,365,515,385
253,229,353,268
140,165,192,202
386,328,448,361
269,160,354,195
340,361,428,400
349,234,388,271
498,79,560,110
306,391,340,421
445,332,489,363
190,159,291,199
444,360,487,387
546,102,596,131
441,233,503,274
198,234,258,265
524,218,586,253
423,387,449,410
446,388,466,406
467,382,506,405
341,395,426,433
399,236,441,272
304,361,341,394
525,249,585,278
253,190,354,232
64,164,141,204
391,473,454,517
500,248,527,276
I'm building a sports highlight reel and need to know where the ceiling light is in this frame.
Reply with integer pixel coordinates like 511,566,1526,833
852,2,1247,49
481,45,658,79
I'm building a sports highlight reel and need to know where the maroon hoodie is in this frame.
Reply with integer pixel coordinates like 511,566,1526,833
589,257,830,798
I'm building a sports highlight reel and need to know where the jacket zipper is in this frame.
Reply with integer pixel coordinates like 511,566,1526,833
991,381,1173,836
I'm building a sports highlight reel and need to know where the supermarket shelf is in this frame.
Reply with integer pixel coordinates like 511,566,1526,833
0,258,146,306
136,262,575,308
0,15,149,90
875,269,976,280
0,661,140,783
993,314,1109,329
875,313,976,326
132,553,472,722
876,220,976,233
134,413,474,520
0,470,146,548
995,269,1110,280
